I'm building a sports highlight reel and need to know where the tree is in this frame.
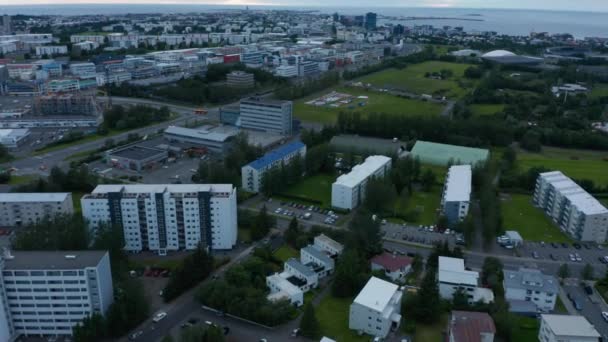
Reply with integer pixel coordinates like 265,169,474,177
452,287,470,310
414,268,441,324
332,249,369,297
161,336,174,342
481,257,504,297
558,263,570,279
436,215,449,230
420,169,436,192
285,217,300,247
582,263,595,280
299,302,321,339
520,130,542,152
163,244,214,301
365,177,397,213
347,209,382,257
411,254,423,275
251,205,274,241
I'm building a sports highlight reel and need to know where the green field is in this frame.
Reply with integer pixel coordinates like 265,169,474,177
501,194,572,243
394,186,442,225
516,146,608,186
590,84,608,98
470,104,505,116
273,245,298,262
280,174,334,207
513,315,540,342
414,314,447,342
294,87,443,124
316,295,368,342
358,61,475,99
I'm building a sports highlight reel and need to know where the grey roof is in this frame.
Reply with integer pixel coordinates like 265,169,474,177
508,299,538,314
108,145,166,161
3,250,108,270
329,134,406,155
286,258,316,277
0,193,71,203
301,245,332,265
503,268,558,293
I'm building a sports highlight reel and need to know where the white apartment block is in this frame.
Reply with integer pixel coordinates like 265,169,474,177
534,171,608,243
35,46,67,56
313,234,344,257
69,63,96,77
274,65,298,77
284,258,318,291
504,268,558,312
438,256,494,304
441,165,471,226
239,97,293,135
81,184,237,254
331,155,392,210
301,245,335,278
349,277,402,339
241,140,306,193
0,193,74,228
266,273,303,307
0,250,114,339
539,314,600,342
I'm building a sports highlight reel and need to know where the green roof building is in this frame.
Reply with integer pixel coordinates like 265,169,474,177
410,141,489,166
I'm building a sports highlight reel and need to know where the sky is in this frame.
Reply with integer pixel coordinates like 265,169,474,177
0,0,607,12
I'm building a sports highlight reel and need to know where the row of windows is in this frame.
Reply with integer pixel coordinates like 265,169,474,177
14,317,84,323
3,270,83,277
6,288,89,293
5,279,85,285
7,295,86,300
12,308,89,315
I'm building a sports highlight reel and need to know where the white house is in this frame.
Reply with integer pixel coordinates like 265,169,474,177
438,256,494,304
313,234,344,257
349,277,402,339
539,314,600,342
301,245,335,278
284,258,318,291
504,268,558,313
371,252,412,282
266,272,304,307
331,155,392,210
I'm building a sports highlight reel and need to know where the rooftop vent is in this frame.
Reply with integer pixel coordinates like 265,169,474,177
64,255,77,259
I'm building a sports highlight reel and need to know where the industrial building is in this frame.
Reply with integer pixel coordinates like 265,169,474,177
105,144,168,172
533,171,608,243
441,165,472,226
241,140,307,193
331,155,392,210
539,314,600,342
239,97,293,135
81,184,238,254
0,128,30,148
438,256,494,304
0,250,114,339
0,193,74,227
410,140,489,166
164,125,238,155
503,267,558,313
349,277,402,339
226,71,255,88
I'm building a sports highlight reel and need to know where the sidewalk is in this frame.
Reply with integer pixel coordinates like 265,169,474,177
558,280,578,315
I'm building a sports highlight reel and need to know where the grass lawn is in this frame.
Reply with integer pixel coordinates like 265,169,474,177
294,86,443,124
396,186,442,225
8,175,37,185
590,84,608,99
501,194,572,243
238,228,252,243
515,146,608,186
72,192,85,214
273,245,298,262
512,315,540,342
358,61,475,99
280,173,334,207
316,295,368,342
470,104,505,116
414,314,447,342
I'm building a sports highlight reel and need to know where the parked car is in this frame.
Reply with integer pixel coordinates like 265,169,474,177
561,243,569,248
584,284,593,295
153,311,167,323
128,331,143,340
569,254,576,262
575,253,582,262
602,312,608,322
551,242,559,248
532,251,539,259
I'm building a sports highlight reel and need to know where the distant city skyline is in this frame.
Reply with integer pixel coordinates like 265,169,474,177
0,0,607,12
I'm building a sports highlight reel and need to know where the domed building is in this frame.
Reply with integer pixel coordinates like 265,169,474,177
481,49,543,65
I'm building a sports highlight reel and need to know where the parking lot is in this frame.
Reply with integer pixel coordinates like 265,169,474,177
563,279,608,339
254,198,347,228
381,221,457,247
508,240,608,266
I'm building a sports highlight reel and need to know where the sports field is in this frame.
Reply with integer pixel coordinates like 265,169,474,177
294,87,443,124
357,61,475,98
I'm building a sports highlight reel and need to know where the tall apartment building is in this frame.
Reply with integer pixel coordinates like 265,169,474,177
0,193,74,227
241,140,307,193
441,165,472,226
539,314,600,342
2,15,11,35
349,277,402,338
533,171,608,243
0,250,114,339
503,267,558,313
226,71,254,88
331,155,392,210
81,184,238,254
239,97,293,135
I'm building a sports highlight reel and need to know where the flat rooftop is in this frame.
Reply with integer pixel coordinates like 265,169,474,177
444,165,472,202
353,276,399,312
411,140,489,166
0,192,70,203
539,171,608,215
438,256,479,286
108,145,167,161
333,155,391,188
3,250,107,270
541,314,600,338
165,125,238,143
89,184,234,195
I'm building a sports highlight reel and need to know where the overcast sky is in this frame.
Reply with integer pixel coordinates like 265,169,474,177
0,0,607,12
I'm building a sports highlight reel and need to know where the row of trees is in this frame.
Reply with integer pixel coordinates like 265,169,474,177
13,165,98,194
275,72,340,100
238,206,277,241
260,154,305,197
162,245,214,302
103,104,171,131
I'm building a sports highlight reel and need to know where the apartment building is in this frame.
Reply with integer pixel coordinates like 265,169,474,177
438,256,494,304
81,184,237,254
275,65,298,78
0,250,113,338
539,314,600,342
69,63,96,77
34,46,68,56
331,155,392,210
504,268,558,312
533,171,608,243
441,165,472,226
241,140,306,193
226,71,254,88
448,311,495,342
0,193,74,228
239,97,293,135
349,277,402,338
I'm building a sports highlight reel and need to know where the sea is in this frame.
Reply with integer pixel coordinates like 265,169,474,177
1,5,608,39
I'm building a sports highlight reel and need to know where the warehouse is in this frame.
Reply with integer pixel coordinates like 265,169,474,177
106,144,168,172
410,141,489,166
0,128,30,148
164,125,238,155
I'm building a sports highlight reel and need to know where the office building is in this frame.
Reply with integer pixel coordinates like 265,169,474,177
241,140,306,193
0,193,74,227
0,128,30,149
331,155,392,210
164,125,238,155
219,105,240,126
298,61,320,77
0,250,114,338
69,63,96,77
448,311,496,342
226,71,255,88
46,79,80,93
504,267,558,313
441,165,472,226
106,145,168,172
349,277,402,338
371,252,412,282
539,314,600,342
365,12,377,30
438,256,494,304
81,184,238,254
241,51,265,67
239,97,293,135
533,171,608,243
